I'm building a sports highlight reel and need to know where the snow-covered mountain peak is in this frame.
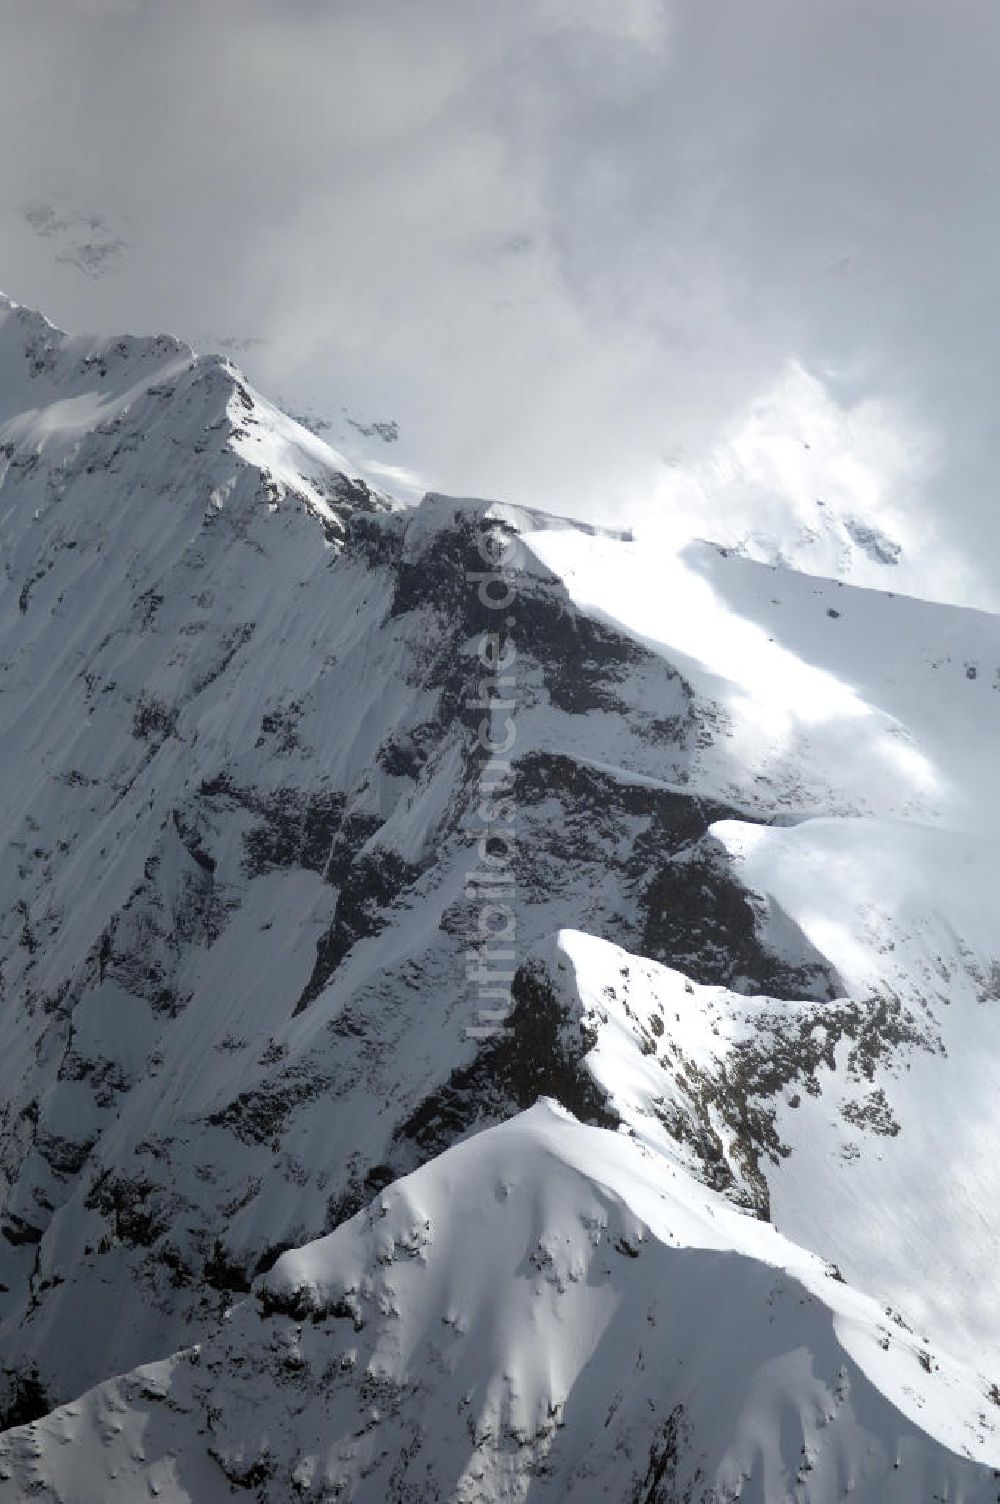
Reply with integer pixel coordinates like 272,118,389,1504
0,294,396,542
721,498,904,578
1,298,1000,1500
5,1102,1000,1501
0,290,190,415
644,359,988,610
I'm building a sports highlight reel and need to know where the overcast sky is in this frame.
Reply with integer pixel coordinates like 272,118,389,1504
2,0,999,599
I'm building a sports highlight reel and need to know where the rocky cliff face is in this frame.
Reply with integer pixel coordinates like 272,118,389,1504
1,296,1000,1501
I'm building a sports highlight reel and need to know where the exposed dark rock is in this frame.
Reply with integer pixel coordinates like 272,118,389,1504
663,990,933,1218
203,1239,252,1295
1,1216,43,1248
0,1366,51,1433
207,1064,333,1146
84,1170,173,1248
295,848,421,1013
629,1404,690,1504
199,774,345,878
132,694,178,740
639,837,841,1002
313,962,623,1223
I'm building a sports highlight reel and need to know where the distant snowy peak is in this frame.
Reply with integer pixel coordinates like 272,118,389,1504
723,500,902,577
702,470,987,611
644,357,992,609
647,487,920,603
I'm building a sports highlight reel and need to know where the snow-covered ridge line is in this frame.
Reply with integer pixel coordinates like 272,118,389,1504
3,1103,998,1502
1,295,1000,1500
0,290,395,537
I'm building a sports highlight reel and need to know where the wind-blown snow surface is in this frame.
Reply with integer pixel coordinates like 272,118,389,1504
1,293,1000,1499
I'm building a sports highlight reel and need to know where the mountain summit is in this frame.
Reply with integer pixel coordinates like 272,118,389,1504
1,298,999,1501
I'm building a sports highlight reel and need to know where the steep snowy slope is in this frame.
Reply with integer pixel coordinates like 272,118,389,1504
522,521,1000,829
517,522,1000,1373
3,1103,999,1503
1,294,1000,1499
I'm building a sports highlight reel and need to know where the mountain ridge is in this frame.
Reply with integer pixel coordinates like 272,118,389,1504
0,298,999,1500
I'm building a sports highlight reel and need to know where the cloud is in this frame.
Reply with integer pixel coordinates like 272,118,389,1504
1,0,999,603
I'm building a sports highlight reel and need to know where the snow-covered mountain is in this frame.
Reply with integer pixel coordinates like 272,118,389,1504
1,293,999,1501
